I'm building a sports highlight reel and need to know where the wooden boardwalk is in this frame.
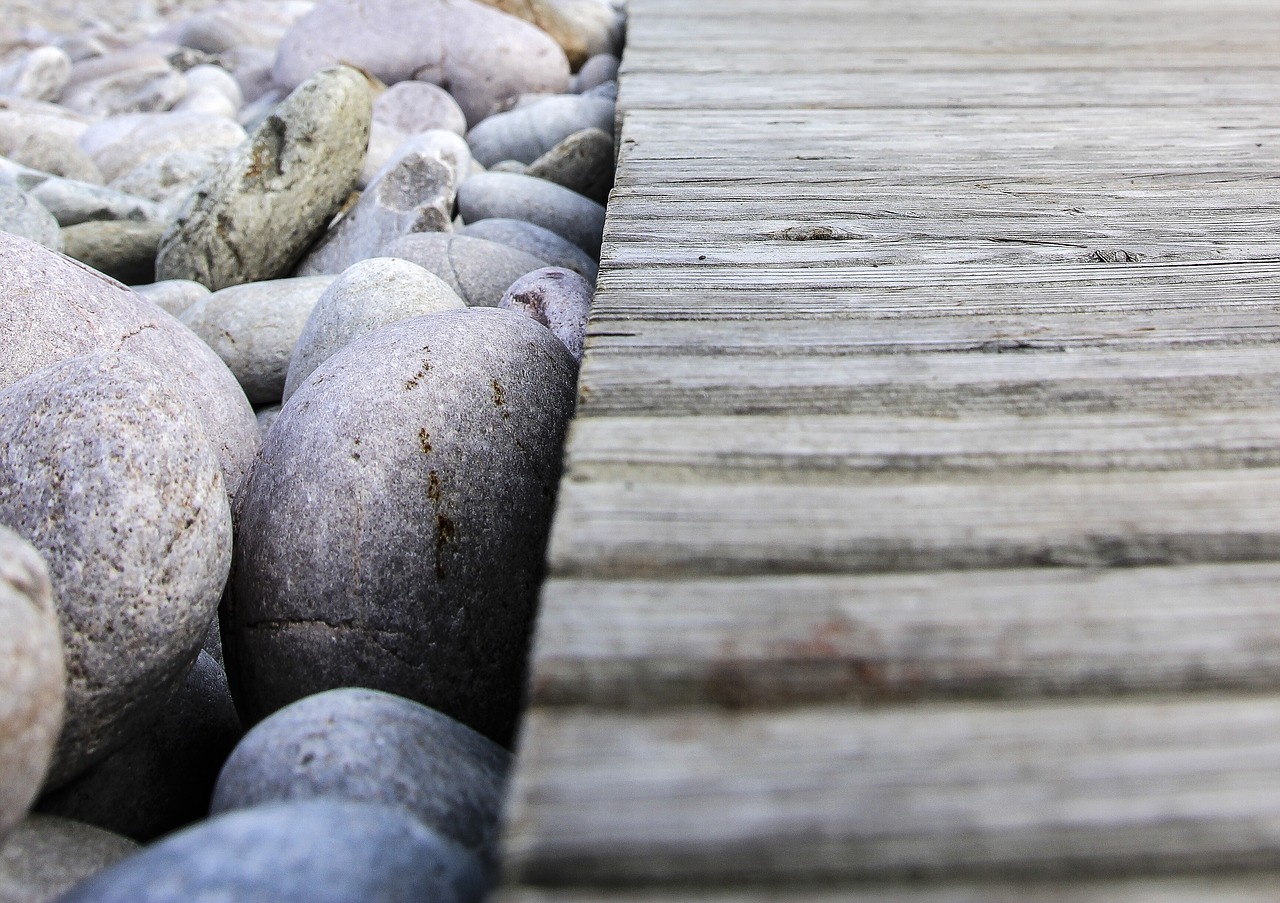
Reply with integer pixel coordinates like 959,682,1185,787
498,1,1280,897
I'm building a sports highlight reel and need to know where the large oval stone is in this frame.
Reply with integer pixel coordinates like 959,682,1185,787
224,309,577,745
0,354,233,788
0,231,259,501
56,800,487,903
272,0,569,126
211,687,509,868
155,65,372,290
0,528,64,843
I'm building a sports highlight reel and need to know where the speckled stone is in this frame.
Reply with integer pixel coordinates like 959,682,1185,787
498,265,593,362
525,125,614,204
0,528,64,843
284,257,464,402
223,309,577,746
0,354,232,788
156,66,371,290
0,815,137,903
0,231,259,501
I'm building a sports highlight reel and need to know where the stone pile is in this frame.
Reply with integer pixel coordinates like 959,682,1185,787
0,0,622,898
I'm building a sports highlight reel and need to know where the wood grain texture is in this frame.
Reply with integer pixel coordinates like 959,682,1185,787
499,0,1280,895
529,564,1280,708
503,697,1280,885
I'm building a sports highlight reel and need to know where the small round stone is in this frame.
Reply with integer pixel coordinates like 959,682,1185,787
499,266,594,362
212,688,509,867
283,257,464,402
56,800,487,903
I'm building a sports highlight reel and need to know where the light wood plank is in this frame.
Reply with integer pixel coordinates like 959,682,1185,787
503,697,1280,885
576,345,1280,417
563,411,1280,481
530,565,1280,707
497,877,1280,903
549,468,1280,578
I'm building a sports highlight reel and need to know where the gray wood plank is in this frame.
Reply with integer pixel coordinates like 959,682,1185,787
548,468,1280,578
503,696,1280,885
530,564,1280,708
497,878,1280,903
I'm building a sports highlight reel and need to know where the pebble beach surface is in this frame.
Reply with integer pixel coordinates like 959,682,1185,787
0,0,622,898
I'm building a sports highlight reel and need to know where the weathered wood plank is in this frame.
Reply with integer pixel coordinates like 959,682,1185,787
548,468,1280,578
620,70,1280,111
497,877,1280,903
503,697,1280,885
563,412,1280,480
575,345,1280,417
529,564,1280,708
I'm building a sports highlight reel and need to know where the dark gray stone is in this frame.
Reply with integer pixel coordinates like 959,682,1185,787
55,800,487,903
212,688,509,867
459,217,597,281
0,354,232,789
60,220,166,285
155,66,372,290
382,232,549,307
0,528,64,843
464,92,613,167
0,232,260,501
526,125,614,204
499,266,593,362
223,309,578,746
36,652,242,842
0,816,136,903
457,170,605,257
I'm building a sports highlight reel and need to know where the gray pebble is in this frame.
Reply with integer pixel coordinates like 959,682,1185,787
571,52,620,93
465,92,613,167
5,131,102,183
253,405,282,439
212,688,509,867
56,801,486,903
36,652,243,842
0,99,91,161
382,232,550,307
0,46,72,102
373,80,466,137
27,177,166,227
156,65,372,290
526,125,614,204
60,62,189,119
459,217,597,281
107,146,227,214
499,266,593,362
60,220,167,285
0,816,137,903
273,0,569,126
295,138,462,276
180,276,336,406
457,170,606,257
284,257,464,402
224,309,578,746
131,279,209,316
0,354,232,789
0,232,260,500
0,181,61,250
77,111,245,183
0,528,64,843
